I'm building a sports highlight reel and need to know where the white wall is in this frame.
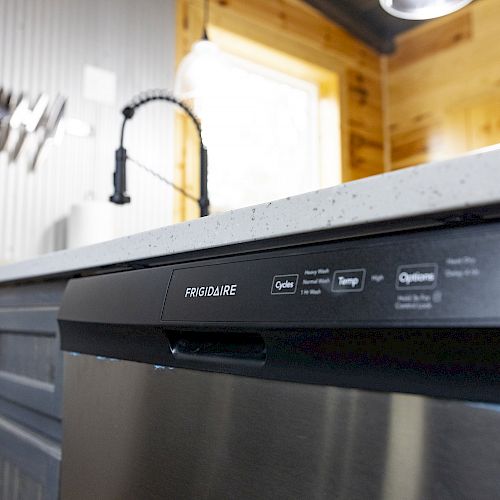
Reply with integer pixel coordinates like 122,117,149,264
0,0,176,263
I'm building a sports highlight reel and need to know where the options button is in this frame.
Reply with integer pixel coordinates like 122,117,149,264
332,269,366,292
396,263,438,290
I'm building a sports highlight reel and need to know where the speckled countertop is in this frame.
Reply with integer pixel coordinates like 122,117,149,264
1,148,500,284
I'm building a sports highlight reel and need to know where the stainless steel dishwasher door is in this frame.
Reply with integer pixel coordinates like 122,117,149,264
61,353,500,500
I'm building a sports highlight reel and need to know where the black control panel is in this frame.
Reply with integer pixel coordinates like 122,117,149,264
58,221,500,403
161,223,499,327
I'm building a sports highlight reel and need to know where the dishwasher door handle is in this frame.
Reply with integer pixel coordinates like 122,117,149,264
168,331,266,367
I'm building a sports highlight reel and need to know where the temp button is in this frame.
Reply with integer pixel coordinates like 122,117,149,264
332,269,366,292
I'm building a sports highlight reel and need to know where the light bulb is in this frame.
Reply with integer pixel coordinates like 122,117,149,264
174,39,228,102
379,0,473,20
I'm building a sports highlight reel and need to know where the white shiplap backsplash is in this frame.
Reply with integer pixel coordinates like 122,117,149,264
0,0,176,263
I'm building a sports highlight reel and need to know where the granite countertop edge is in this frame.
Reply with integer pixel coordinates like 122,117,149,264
1,148,499,284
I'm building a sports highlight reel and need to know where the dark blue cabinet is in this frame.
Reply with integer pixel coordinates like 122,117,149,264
0,281,66,500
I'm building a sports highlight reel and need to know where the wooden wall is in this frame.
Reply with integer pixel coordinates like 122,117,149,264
177,0,500,212
175,0,385,220
387,0,500,170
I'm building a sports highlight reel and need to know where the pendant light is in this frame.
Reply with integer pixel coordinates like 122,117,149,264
379,0,473,20
174,0,227,102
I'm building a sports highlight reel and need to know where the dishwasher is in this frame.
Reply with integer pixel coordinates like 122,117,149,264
58,218,500,500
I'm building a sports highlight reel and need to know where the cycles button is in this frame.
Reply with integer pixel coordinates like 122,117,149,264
271,274,299,295
396,263,438,290
332,269,366,292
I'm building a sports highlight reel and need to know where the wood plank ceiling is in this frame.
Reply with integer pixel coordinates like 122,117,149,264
303,0,425,53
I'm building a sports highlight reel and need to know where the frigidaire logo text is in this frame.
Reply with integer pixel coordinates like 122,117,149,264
184,284,237,298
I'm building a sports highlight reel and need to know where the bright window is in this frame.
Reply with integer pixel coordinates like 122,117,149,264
193,52,323,212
